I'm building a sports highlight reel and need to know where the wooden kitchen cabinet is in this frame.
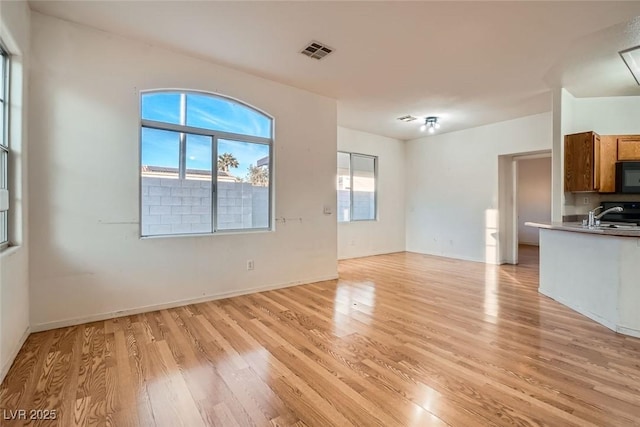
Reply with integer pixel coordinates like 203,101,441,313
598,135,618,193
565,132,640,193
616,136,640,161
565,131,600,192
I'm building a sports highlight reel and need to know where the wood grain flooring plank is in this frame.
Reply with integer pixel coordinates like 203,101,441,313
2,247,640,426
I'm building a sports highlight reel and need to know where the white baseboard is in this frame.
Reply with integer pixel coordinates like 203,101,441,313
0,325,31,384
616,325,640,339
538,289,618,332
338,249,405,260
31,274,339,333
405,250,486,264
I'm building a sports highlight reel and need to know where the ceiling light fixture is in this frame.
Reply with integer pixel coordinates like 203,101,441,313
619,45,640,85
420,116,440,133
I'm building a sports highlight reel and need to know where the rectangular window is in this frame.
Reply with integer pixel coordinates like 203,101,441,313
337,152,377,222
140,130,271,237
0,45,9,247
141,129,212,236
216,139,270,231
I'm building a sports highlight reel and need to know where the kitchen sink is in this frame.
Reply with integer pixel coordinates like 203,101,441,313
598,223,640,229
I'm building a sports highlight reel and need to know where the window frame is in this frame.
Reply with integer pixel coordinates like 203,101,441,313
139,90,274,237
337,151,378,223
0,43,10,250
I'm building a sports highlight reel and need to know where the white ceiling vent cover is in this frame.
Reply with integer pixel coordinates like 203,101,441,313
397,115,418,122
300,41,334,60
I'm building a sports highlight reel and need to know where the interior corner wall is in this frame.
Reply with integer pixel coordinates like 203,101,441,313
552,88,573,221
337,127,405,259
405,112,552,264
28,12,338,331
0,0,30,383
517,157,552,246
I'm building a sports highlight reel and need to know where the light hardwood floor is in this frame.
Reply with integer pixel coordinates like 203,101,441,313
2,248,640,426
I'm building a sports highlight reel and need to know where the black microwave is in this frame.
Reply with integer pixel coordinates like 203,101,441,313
616,162,640,193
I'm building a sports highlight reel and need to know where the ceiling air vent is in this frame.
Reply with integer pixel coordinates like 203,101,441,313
300,41,334,60
397,115,418,122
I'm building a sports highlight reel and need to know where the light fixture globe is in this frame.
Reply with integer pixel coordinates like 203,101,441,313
421,116,440,133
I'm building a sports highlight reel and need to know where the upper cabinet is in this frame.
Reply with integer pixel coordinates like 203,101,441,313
598,135,618,193
616,136,640,161
565,131,600,192
564,132,640,193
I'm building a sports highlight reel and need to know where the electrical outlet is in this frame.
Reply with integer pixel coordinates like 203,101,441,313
583,197,590,205
246,260,254,271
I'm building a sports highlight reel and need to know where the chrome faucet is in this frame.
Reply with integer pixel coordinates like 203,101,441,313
587,206,623,227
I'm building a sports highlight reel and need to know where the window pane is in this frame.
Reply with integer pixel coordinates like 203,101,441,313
141,92,183,125
141,127,180,172
141,131,215,236
0,51,4,103
0,100,4,145
351,154,376,221
0,49,5,146
0,150,6,189
185,134,213,234
186,134,212,177
141,128,179,236
337,152,351,222
0,211,6,245
186,94,271,138
216,139,270,230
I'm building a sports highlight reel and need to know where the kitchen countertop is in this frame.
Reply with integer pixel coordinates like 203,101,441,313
525,221,640,237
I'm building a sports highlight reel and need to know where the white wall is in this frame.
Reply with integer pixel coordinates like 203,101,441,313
0,0,30,382
570,95,640,135
337,127,405,259
405,112,552,264
560,92,640,217
29,13,338,331
517,157,551,245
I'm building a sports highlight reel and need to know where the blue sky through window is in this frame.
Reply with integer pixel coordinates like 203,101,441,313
141,93,181,125
185,94,270,138
218,139,269,178
141,128,179,168
141,91,271,179
186,134,211,171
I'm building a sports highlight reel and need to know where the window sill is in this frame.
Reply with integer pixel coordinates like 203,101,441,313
140,228,273,240
0,244,21,259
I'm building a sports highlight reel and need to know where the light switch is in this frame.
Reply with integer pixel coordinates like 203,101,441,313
0,189,8,212
323,206,332,215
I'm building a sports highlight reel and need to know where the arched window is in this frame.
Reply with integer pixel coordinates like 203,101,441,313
140,91,273,237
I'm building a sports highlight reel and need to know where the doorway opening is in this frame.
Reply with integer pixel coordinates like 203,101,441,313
498,150,552,265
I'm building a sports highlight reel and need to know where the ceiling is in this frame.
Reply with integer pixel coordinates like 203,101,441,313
28,1,640,140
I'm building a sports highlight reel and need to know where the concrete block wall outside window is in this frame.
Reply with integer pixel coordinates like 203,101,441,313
142,177,268,236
